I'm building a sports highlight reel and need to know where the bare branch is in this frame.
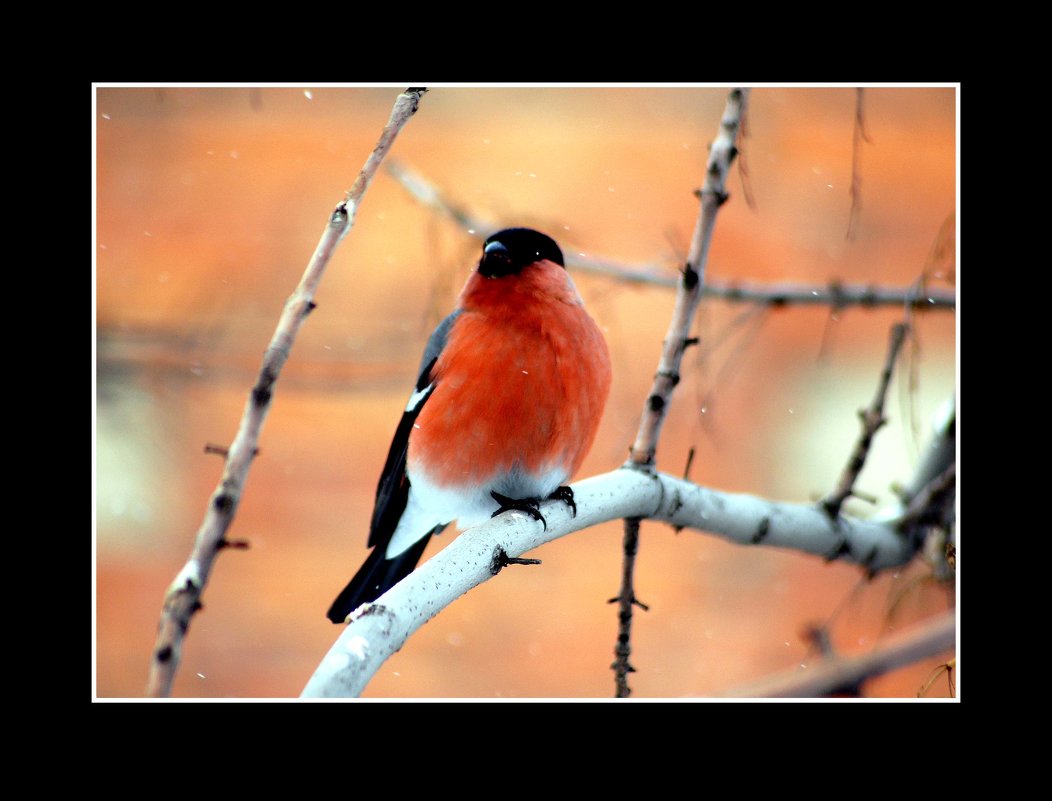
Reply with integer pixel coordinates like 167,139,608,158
902,464,956,528
723,611,955,698
301,466,920,698
736,97,757,211
609,518,647,698
628,87,747,467
846,87,872,241
899,397,956,508
384,159,955,310
385,160,485,232
822,322,910,519
698,279,955,310
871,396,956,583
145,88,427,699
918,658,956,698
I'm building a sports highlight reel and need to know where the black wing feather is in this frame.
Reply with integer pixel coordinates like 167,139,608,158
327,311,462,622
325,526,441,623
369,310,461,546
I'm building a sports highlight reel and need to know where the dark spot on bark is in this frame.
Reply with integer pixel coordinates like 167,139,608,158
658,370,680,387
824,539,852,562
752,517,770,543
668,492,683,517
252,366,277,406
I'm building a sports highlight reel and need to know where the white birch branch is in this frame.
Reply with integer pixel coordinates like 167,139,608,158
899,396,956,508
145,88,427,698
301,467,916,698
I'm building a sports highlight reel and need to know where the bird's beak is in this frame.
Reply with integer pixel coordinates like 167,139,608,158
480,240,514,277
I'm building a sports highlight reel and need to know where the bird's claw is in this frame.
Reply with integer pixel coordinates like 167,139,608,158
490,491,547,530
547,485,577,517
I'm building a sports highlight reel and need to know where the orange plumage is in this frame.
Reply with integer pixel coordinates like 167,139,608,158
410,259,610,490
327,228,611,623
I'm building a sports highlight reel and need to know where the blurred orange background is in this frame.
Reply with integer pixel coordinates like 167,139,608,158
95,85,957,699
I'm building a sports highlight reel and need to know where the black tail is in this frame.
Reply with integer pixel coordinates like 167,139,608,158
326,530,437,624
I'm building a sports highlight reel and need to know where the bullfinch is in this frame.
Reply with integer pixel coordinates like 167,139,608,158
326,227,612,623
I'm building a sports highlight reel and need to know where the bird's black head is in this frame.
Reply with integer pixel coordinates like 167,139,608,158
478,228,565,278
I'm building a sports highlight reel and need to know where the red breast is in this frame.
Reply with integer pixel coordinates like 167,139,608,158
408,259,611,489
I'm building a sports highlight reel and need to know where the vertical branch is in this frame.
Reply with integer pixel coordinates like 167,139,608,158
846,87,872,241
612,88,749,697
736,98,757,211
145,88,427,698
822,322,909,519
898,397,955,510
628,88,748,466
609,518,648,698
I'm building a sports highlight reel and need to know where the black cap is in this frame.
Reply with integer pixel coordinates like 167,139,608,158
479,228,565,277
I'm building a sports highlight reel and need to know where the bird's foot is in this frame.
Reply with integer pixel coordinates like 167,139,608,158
547,485,577,517
490,491,547,531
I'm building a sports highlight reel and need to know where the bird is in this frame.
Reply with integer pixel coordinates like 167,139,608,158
326,227,612,623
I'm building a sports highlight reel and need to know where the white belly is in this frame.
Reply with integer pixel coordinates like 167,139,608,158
384,463,569,558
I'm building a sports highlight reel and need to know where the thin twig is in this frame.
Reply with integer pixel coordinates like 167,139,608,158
901,464,956,529
700,280,954,310
822,322,909,519
683,447,696,481
145,88,427,698
899,398,956,508
695,304,771,423
385,160,483,232
846,88,872,241
918,658,956,698
736,98,757,210
877,397,956,587
385,159,956,310
724,611,955,698
608,518,648,698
